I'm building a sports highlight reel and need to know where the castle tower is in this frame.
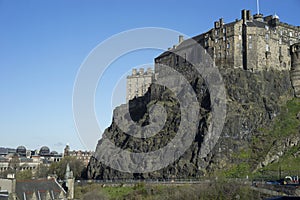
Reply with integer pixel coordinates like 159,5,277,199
290,43,300,97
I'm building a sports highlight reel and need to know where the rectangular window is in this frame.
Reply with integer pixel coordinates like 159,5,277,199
279,47,282,55
223,36,226,41
289,32,293,37
265,25,269,31
175,55,179,65
266,44,270,52
249,35,252,41
265,34,269,40
249,43,252,49
223,28,226,34
239,35,242,40
215,39,218,43
204,40,208,47
279,38,282,45
215,30,218,36
227,43,230,49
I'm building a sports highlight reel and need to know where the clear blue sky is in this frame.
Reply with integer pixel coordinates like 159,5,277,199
0,0,299,152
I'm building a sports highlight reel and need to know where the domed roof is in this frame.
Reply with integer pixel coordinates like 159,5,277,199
39,146,50,155
17,146,26,151
16,146,26,155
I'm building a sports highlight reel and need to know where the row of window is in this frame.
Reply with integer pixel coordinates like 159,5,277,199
0,166,37,171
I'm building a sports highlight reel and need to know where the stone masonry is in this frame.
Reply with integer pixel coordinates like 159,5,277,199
126,68,154,101
155,9,300,97
291,43,300,97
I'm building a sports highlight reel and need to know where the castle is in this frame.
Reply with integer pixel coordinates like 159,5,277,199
126,68,154,101
154,10,300,97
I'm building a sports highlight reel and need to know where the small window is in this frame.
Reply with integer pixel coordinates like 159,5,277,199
215,39,218,43
223,36,226,41
280,30,283,36
266,44,270,52
279,47,282,55
249,35,252,41
239,26,242,32
239,35,242,40
249,43,252,49
265,25,269,31
227,43,230,49
289,32,293,37
223,28,226,34
265,34,269,40
175,55,179,65
279,38,282,45
215,30,218,35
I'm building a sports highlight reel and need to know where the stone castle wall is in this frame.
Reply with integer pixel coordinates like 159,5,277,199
291,43,300,97
155,10,300,73
126,68,154,101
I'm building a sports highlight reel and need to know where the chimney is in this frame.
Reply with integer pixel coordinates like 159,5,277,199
241,9,247,23
179,35,184,44
247,10,252,21
219,18,224,26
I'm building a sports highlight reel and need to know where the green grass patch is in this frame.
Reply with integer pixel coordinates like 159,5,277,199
102,186,135,199
268,98,300,138
248,98,300,178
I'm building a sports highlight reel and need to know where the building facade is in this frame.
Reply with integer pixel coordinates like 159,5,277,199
126,68,154,101
63,145,93,166
0,146,63,174
155,10,300,72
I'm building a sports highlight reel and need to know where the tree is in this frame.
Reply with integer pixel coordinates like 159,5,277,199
35,164,49,179
48,157,85,180
8,154,20,172
16,170,32,180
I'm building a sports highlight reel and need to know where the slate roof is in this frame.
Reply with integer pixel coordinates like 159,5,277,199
16,179,66,200
0,148,8,156
0,191,9,200
246,19,267,28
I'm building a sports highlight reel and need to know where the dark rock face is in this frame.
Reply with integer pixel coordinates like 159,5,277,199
87,64,293,179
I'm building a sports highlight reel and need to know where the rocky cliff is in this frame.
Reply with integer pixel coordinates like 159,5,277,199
87,62,297,179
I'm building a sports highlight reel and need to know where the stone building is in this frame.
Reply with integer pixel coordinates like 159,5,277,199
126,68,154,101
291,43,300,97
155,9,300,72
0,146,63,174
63,145,93,166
